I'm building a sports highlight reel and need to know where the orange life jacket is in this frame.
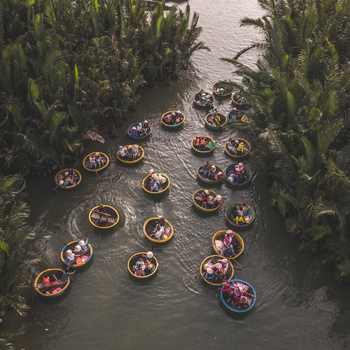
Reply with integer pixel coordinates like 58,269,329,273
43,277,50,286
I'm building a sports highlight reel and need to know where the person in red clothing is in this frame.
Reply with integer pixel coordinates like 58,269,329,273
50,274,58,286
219,280,231,298
157,216,166,226
216,172,225,182
42,276,51,286
200,137,207,151
214,195,224,207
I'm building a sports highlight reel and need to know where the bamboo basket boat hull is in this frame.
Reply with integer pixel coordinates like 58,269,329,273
193,92,214,108
161,111,185,129
89,205,119,229
192,189,220,212
142,173,170,195
83,152,109,172
225,202,255,228
54,169,82,189
117,145,144,164
227,110,252,124
225,164,252,187
191,136,216,155
200,255,234,286
220,279,256,313
224,139,251,159
212,230,244,259
197,165,224,184
127,252,159,279
127,122,151,139
212,82,234,98
34,268,70,298
205,113,227,130
231,92,251,109
143,218,174,243
60,241,93,268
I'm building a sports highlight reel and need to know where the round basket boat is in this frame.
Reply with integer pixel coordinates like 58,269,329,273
83,152,109,172
127,252,159,279
224,138,251,159
143,217,174,243
225,164,252,187
192,189,220,212
197,164,225,184
212,81,234,98
231,92,251,108
191,136,216,155
89,205,119,229
161,111,185,129
193,91,214,108
205,112,227,130
117,145,144,164
220,279,256,313
142,173,170,195
227,109,252,124
226,202,255,228
60,241,93,268
127,122,151,139
212,230,244,259
34,268,70,298
200,255,234,286
3,175,26,193
54,169,82,189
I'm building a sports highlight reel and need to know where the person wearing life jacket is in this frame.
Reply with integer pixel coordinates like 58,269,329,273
42,276,51,287
200,137,207,151
51,287,62,295
236,216,245,225
237,142,246,155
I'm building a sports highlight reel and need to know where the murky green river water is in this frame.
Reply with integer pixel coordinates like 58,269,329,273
12,1,350,349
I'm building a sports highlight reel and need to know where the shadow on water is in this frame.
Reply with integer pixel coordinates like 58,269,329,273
142,189,170,203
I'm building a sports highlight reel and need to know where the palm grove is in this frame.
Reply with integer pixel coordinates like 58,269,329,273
0,0,206,348
225,0,350,282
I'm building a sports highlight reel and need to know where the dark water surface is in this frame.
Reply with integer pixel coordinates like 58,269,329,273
15,1,350,349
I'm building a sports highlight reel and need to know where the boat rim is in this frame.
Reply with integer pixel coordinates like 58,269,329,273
88,205,120,229
143,217,174,243
200,255,234,286
142,173,170,194
82,152,110,172
127,252,159,279
161,111,186,127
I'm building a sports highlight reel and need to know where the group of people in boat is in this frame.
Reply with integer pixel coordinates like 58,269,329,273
195,89,212,106
193,137,215,152
226,162,246,184
129,121,150,138
65,239,90,264
233,94,249,106
214,230,239,257
199,162,224,182
118,145,142,161
202,258,229,283
55,168,79,189
215,84,232,96
226,138,248,156
226,108,249,122
219,281,251,309
207,109,224,126
162,111,183,125
88,152,106,169
132,251,155,276
39,267,76,295
149,216,171,241
229,203,252,226
147,169,167,192
196,190,223,209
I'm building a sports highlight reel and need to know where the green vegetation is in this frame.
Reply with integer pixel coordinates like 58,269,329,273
0,0,206,174
224,0,350,282
0,176,46,349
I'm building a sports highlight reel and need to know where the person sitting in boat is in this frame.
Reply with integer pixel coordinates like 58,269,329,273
217,172,225,182
42,275,51,287
199,162,210,178
130,126,138,138
142,120,149,134
64,168,75,186
136,122,143,135
204,94,212,106
193,137,201,150
163,113,172,124
66,249,76,263
202,267,214,282
237,142,246,155
133,261,144,276
132,145,139,161
195,89,204,102
198,190,210,208
149,174,161,192
216,87,225,96
174,111,182,124
78,238,89,252
213,263,222,283
227,140,235,154
61,267,75,282
74,245,83,258
141,252,154,274
208,165,216,180
95,153,104,168
89,154,97,169
223,246,235,257
218,280,231,298
54,176,66,190
151,223,164,240
227,108,238,121
156,216,166,226
50,274,58,286
200,137,208,151
206,196,215,209
214,195,224,206
218,258,229,278
118,146,126,160
126,146,134,161
208,139,215,150
235,162,244,178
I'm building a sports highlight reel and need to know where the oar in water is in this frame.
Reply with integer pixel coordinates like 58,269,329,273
231,258,242,268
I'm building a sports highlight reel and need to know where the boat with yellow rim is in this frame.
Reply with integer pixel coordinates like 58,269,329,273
127,122,151,139
127,252,159,279
143,217,174,243
60,240,93,268
193,91,214,108
54,169,82,189
161,111,185,129
224,138,251,159
197,164,225,184
117,145,144,164
200,255,234,286
225,202,255,228
212,81,234,98
205,112,227,130
82,152,109,172
3,174,26,193
191,136,216,154
225,163,252,187
231,92,251,108
192,189,221,212
142,173,170,195
89,205,119,229
212,230,244,259
34,268,71,298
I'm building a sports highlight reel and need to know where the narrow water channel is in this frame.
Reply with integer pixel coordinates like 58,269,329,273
14,1,350,349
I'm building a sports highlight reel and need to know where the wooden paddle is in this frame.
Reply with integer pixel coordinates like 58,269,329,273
243,291,256,298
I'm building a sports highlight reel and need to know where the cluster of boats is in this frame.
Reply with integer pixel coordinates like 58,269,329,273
35,82,256,312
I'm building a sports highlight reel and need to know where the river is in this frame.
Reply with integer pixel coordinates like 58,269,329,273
14,0,350,349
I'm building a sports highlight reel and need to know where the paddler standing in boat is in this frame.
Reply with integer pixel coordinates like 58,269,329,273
195,89,204,103
61,267,76,282
218,280,231,298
